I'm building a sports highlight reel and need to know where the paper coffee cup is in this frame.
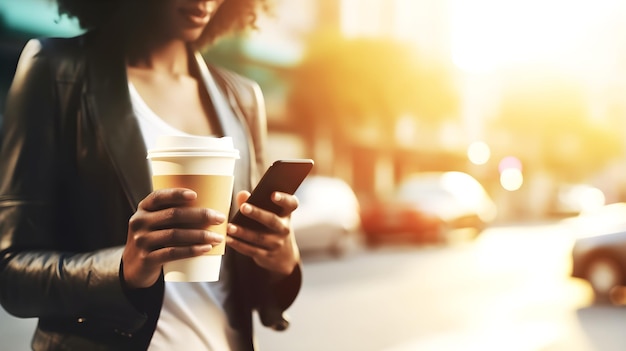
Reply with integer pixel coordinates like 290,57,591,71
147,135,240,282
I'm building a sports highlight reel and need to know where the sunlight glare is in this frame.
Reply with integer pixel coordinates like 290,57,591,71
449,0,624,73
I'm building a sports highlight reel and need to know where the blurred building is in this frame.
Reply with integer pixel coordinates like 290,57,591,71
240,0,470,199
332,0,466,197
255,0,626,220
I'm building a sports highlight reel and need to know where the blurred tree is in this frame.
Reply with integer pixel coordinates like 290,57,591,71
203,36,249,73
286,32,459,153
491,69,623,182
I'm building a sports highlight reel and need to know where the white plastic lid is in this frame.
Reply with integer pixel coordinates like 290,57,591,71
147,135,240,159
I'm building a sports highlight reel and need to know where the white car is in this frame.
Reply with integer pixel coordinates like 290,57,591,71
360,171,497,245
566,203,626,304
291,176,361,257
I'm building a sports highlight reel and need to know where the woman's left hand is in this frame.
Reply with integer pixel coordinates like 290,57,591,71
226,190,301,278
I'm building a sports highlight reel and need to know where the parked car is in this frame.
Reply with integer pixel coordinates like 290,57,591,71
360,171,497,246
291,175,361,257
547,183,606,218
568,203,626,304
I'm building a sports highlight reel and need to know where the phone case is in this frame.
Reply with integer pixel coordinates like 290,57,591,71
231,159,314,231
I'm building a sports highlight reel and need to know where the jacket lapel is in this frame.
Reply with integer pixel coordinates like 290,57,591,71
82,32,152,211
195,53,253,207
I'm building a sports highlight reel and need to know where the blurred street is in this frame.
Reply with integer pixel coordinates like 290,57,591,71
2,1,626,351
2,221,625,351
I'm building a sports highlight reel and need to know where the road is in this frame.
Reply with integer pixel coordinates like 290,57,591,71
253,221,626,351
1,221,624,350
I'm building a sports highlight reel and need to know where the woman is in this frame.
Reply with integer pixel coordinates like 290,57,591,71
0,0,302,350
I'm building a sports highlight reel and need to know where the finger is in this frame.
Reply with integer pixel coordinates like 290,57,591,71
136,228,224,251
226,235,269,258
140,188,197,211
146,244,214,265
235,203,289,234
227,224,280,250
235,190,251,207
272,192,299,214
150,207,226,230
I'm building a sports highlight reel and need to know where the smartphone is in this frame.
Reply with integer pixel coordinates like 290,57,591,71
231,159,314,231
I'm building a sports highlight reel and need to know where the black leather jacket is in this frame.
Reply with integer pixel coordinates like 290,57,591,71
0,31,301,351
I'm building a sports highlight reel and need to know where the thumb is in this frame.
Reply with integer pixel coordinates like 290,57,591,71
235,190,251,207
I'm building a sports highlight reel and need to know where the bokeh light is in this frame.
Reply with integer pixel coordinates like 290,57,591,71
498,156,522,173
568,185,606,213
467,141,491,165
500,168,524,191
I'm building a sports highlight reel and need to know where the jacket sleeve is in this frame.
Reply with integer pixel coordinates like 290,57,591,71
0,39,148,334
215,67,303,330
246,80,302,330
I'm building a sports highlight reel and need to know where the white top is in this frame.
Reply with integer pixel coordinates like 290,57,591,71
128,82,196,143
128,82,245,351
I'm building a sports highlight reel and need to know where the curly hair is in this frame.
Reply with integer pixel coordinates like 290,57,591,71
55,0,270,48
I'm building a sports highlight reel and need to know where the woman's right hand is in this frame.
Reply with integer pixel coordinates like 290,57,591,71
122,188,225,289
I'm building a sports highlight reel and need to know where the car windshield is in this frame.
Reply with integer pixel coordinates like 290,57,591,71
394,172,490,208
395,180,451,203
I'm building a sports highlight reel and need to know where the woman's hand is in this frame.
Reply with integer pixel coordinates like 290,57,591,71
226,190,301,279
122,188,226,289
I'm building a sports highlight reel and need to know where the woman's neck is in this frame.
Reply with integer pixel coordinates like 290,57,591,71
126,39,192,78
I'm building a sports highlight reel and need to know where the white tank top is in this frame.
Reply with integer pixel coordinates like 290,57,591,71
128,82,245,351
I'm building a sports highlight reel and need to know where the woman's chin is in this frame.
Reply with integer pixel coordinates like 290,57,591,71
180,29,205,44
